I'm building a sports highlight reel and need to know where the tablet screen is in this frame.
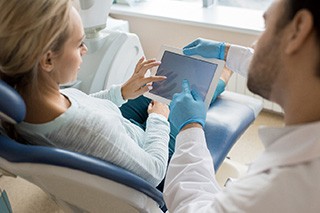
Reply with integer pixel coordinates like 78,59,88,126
150,50,218,101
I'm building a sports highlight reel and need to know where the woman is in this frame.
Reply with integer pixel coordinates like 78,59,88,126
0,0,230,187
0,0,170,186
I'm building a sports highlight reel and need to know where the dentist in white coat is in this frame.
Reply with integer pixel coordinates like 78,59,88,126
164,0,320,212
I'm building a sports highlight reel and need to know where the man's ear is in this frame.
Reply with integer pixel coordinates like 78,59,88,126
39,51,54,72
285,9,314,55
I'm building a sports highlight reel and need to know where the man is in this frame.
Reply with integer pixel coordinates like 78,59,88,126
164,0,320,212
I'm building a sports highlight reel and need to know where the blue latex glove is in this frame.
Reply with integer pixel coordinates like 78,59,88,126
183,38,226,60
169,80,207,131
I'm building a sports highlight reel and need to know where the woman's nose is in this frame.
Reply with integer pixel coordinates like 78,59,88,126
81,44,88,56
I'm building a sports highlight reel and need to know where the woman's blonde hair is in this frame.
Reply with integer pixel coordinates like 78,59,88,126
0,0,72,89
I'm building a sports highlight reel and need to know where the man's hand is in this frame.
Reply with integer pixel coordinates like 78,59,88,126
183,38,228,60
169,80,207,131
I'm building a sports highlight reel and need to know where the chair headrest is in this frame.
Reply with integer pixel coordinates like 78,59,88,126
0,80,26,124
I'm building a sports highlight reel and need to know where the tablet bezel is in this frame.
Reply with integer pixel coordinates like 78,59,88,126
144,45,225,109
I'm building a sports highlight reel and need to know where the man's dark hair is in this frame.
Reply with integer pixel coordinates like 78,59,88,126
288,0,319,38
288,0,320,76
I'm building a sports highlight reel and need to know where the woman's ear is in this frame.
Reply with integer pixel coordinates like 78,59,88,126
39,51,54,72
285,9,314,55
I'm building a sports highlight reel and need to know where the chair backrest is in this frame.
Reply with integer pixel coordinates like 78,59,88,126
0,80,25,124
0,79,164,212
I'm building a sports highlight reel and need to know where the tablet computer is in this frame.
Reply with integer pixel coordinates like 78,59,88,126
144,46,225,109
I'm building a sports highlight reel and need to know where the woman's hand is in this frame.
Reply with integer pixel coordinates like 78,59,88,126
148,100,170,120
121,56,167,100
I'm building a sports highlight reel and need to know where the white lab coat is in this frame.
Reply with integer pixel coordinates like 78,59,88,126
164,121,320,213
163,45,320,212
225,44,254,78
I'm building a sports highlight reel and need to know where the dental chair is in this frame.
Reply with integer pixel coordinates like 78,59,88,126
0,77,262,212
0,80,165,213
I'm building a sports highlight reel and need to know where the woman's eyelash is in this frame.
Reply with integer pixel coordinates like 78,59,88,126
79,41,85,47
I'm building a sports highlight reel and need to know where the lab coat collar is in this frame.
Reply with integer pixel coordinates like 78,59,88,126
248,120,320,175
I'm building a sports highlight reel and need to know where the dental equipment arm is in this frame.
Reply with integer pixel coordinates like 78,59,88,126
78,0,113,38
75,0,145,94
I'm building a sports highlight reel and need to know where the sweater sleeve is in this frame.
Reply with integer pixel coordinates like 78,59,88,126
47,106,170,186
89,84,127,107
17,88,170,186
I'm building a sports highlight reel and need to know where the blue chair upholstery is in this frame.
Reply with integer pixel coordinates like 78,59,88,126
0,79,262,212
0,80,25,124
205,91,262,171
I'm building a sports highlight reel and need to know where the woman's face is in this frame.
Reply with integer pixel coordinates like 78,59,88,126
53,7,87,85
